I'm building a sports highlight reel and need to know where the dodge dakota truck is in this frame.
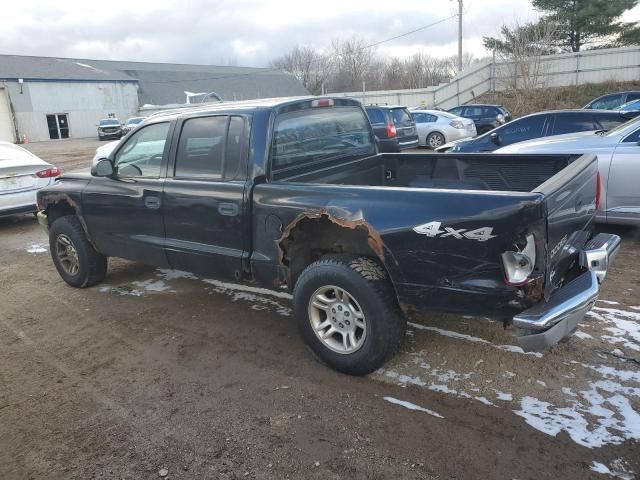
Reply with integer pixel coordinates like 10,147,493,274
37,96,620,375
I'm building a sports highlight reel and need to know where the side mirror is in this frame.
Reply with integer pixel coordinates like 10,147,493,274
91,158,115,177
490,132,502,146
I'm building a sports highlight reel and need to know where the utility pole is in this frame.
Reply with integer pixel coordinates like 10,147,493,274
457,0,463,73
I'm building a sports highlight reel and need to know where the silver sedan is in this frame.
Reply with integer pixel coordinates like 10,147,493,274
411,110,476,149
495,118,640,226
0,142,60,217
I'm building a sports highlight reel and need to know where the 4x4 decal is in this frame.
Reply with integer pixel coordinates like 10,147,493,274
413,221,497,242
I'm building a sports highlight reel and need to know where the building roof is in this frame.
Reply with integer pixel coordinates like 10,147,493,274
0,54,309,104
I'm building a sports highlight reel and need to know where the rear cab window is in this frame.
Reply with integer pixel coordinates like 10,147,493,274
551,113,596,135
271,105,376,173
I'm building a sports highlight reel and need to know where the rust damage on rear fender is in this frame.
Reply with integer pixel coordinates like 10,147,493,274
277,208,387,287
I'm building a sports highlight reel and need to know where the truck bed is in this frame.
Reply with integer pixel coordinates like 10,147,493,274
271,152,579,193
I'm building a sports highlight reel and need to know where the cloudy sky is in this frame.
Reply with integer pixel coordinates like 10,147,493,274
2,0,640,66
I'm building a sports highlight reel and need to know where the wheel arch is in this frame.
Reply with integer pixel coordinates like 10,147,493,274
42,194,94,245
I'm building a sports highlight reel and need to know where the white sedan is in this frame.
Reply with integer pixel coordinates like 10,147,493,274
411,110,476,149
0,142,60,217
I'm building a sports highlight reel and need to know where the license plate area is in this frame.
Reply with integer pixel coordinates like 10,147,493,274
0,175,37,192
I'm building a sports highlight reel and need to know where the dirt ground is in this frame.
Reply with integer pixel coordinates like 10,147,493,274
1,139,638,479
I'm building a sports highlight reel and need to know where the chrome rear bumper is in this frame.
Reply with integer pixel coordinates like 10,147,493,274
514,233,621,352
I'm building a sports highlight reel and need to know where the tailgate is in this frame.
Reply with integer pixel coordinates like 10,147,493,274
534,154,599,299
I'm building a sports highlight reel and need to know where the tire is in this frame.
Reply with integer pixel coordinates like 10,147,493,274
426,132,445,149
49,216,107,288
293,255,406,376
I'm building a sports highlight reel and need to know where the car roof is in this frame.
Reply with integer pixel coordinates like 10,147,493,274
365,105,407,110
456,104,504,108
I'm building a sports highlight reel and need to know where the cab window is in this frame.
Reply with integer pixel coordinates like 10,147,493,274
499,115,546,143
114,122,169,177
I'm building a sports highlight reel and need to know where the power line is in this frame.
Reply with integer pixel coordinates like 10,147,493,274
142,15,458,85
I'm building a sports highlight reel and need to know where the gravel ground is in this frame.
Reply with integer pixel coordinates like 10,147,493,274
0,139,637,479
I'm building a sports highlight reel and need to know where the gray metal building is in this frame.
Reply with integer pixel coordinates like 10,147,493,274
0,55,309,143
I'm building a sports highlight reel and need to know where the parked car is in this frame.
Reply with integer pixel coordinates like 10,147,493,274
0,142,61,217
447,104,512,135
439,109,638,153
364,105,419,152
37,96,619,375
495,117,640,226
584,91,640,110
411,110,476,149
122,117,145,136
97,119,123,140
616,99,640,113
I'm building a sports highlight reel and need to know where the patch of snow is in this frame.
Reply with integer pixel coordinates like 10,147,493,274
591,462,613,475
587,307,640,352
202,278,293,300
383,396,444,418
536,380,547,387
26,243,47,253
156,269,198,280
574,330,593,340
132,279,171,292
599,300,620,305
503,371,516,378
495,391,513,401
408,322,543,357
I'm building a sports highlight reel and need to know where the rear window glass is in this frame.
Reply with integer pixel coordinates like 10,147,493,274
272,107,375,171
390,108,412,125
365,108,386,124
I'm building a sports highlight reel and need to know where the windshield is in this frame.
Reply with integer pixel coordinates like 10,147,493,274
126,117,144,125
100,119,120,126
271,106,375,171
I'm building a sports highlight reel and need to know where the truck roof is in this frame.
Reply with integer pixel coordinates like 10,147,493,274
146,96,363,122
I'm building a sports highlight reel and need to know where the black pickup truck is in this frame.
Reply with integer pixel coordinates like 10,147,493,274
37,96,620,375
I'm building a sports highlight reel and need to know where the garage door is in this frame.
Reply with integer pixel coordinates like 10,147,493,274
0,89,15,142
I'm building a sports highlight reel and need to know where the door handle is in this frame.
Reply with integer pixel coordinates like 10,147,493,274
144,196,161,209
218,202,239,216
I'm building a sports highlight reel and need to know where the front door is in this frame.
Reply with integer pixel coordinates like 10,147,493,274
607,128,640,223
46,114,70,140
82,121,172,266
162,115,249,279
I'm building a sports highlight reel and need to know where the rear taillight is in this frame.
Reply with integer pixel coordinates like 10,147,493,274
501,234,536,286
386,123,397,138
450,120,465,129
596,171,602,210
36,167,61,178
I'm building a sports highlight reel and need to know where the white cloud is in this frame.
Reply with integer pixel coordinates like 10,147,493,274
0,0,638,66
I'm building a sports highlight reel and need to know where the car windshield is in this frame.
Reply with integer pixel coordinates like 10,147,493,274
126,117,144,125
100,119,120,126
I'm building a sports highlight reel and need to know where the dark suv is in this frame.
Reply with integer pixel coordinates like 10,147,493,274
365,105,419,152
447,104,512,135
442,109,639,153
584,91,640,110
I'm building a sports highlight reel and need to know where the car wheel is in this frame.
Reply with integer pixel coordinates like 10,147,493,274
293,255,406,376
427,132,445,149
49,216,107,288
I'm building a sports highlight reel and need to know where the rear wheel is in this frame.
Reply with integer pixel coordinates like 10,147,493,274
293,255,406,375
49,216,107,288
427,132,445,149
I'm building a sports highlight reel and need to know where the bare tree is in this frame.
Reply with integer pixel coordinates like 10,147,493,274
270,46,333,94
330,38,375,92
486,20,559,111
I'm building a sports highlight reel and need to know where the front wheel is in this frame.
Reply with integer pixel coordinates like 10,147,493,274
293,256,406,375
49,216,107,287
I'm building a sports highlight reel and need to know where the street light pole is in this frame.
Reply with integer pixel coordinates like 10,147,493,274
457,0,463,73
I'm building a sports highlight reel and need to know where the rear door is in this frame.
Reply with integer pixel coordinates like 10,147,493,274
607,126,640,224
535,154,598,298
365,107,388,139
162,114,250,279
